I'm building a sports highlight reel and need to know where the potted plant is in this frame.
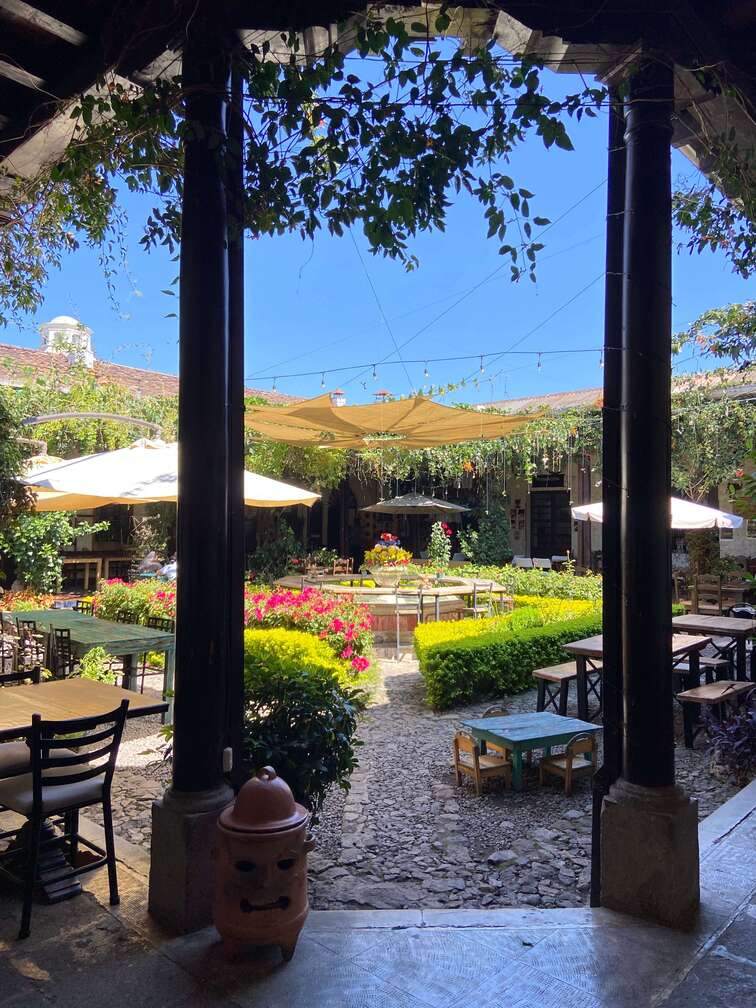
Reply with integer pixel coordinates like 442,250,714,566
362,533,412,587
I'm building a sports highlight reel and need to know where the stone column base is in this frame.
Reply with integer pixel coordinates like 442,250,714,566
601,778,699,929
148,782,234,933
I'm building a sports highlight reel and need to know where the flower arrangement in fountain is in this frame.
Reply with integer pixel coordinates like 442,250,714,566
363,532,412,569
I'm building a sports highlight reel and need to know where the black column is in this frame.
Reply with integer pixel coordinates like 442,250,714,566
620,59,674,788
591,93,626,906
225,65,246,789
173,24,231,794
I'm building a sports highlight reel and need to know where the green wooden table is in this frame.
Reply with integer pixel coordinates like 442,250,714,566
6,609,175,723
461,711,602,790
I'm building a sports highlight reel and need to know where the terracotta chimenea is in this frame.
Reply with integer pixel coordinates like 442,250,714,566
214,767,314,961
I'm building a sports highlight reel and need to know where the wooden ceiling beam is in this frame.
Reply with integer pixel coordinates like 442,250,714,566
0,0,87,46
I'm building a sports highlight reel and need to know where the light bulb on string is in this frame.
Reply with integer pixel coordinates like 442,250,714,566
537,353,542,372
479,356,485,374
372,363,378,381
423,362,429,378
599,351,604,369
272,377,277,392
320,373,326,388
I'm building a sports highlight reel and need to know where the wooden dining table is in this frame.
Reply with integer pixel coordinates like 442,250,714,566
0,678,168,741
562,633,712,722
671,614,755,682
7,609,175,721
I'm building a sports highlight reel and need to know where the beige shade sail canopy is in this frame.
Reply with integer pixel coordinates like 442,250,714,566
245,394,539,449
22,439,320,510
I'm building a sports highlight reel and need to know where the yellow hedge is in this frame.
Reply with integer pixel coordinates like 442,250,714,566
414,594,599,660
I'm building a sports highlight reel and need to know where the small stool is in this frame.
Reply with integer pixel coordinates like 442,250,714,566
533,662,578,715
676,681,753,748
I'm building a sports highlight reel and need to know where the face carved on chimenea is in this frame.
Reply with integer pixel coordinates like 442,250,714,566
220,830,312,925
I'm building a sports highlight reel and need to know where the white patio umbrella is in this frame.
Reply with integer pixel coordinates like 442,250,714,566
22,439,320,510
571,497,743,530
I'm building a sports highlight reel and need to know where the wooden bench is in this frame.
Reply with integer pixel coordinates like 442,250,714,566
676,681,753,748
673,654,732,685
534,662,578,716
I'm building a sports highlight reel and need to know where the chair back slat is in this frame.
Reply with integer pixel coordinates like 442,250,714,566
146,616,175,633
565,732,595,757
453,731,478,758
29,701,129,810
0,665,41,687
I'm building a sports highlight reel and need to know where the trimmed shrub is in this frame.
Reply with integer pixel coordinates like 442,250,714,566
417,612,603,709
242,627,364,811
414,595,600,663
451,563,603,601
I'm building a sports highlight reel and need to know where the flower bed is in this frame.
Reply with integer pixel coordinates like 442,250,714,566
244,585,374,676
92,578,175,624
0,590,54,611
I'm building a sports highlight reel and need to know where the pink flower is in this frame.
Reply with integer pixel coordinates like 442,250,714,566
330,618,345,633
351,656,369,672
340,646,354,659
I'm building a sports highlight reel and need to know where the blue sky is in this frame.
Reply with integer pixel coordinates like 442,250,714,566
10,71,753,404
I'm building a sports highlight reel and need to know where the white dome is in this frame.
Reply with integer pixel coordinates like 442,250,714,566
47,315,80,325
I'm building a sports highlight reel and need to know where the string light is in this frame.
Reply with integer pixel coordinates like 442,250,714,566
372,363,378,380
424,362,430,378
599,350,604,369
320,373,326,388
537,353,542,372
272,377,277,392
479,355,485,374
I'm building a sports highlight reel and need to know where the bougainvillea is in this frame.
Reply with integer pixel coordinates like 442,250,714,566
243,586,373,674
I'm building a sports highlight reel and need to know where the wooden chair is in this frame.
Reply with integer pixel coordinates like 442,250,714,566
534,661,578,715
332,557,354,575
453,731,511,796
480,706,512,761
0,699,129,939
138,616,175,692
74,599,94,615
691,575,723,615
51,627,75,679
539,733,597,796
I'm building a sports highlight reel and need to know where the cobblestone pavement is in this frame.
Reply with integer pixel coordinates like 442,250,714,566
104,657,740,910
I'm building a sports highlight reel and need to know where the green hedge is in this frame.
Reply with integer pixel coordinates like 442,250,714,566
418,612,603,709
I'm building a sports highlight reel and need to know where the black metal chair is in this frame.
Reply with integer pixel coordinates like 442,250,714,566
51,627,75,679
0,699,129,939
73,600,94,615
15,620,46,672
138,616,175,693
0,665,41,782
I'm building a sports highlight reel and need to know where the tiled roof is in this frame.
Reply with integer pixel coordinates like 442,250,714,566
0,343,296,404
485,367,755,413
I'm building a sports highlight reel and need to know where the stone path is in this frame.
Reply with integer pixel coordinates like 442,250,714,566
103,655,740,909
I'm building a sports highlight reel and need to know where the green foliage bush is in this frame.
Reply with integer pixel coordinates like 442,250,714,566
417,612,603,709
93,578,158,624
0,512,109,591
242,627,364,812
457,501,513,565
247,518,302,580
76,646,117,684
455,562,603,601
